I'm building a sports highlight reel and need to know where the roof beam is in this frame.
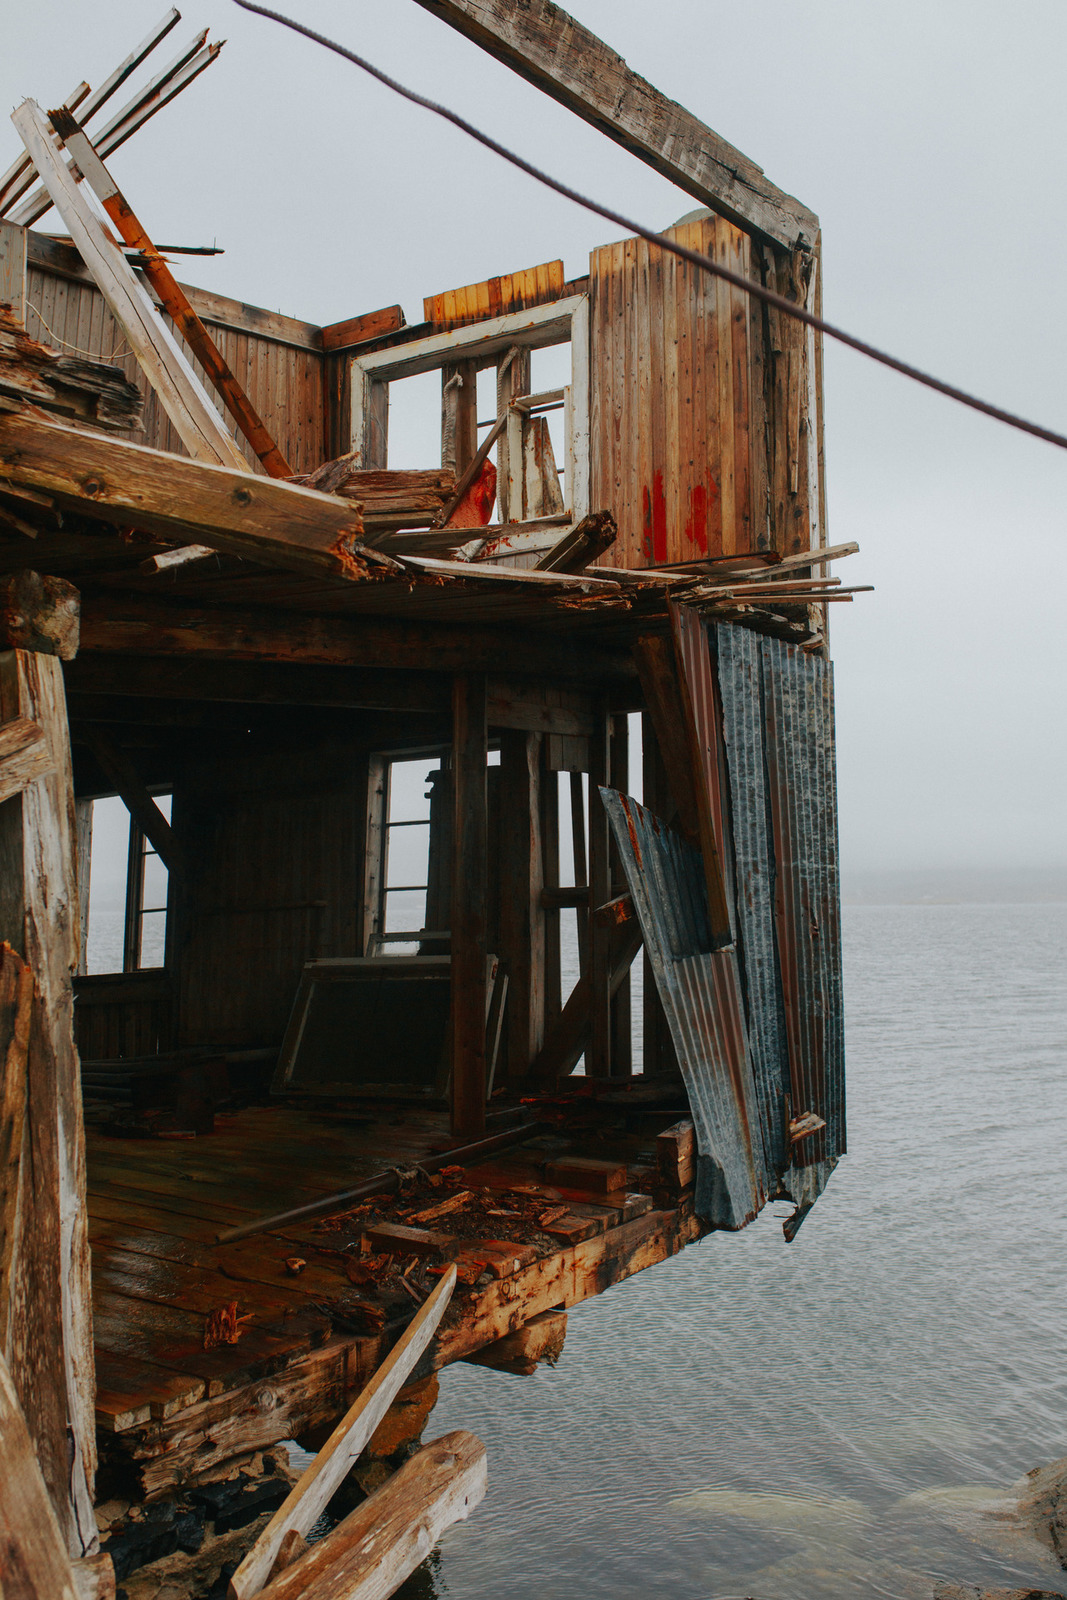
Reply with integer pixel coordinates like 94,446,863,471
412,0,818,249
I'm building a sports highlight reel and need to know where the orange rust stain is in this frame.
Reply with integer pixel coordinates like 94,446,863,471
621,796,643,867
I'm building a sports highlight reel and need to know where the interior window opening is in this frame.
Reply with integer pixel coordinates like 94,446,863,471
84,792,172,975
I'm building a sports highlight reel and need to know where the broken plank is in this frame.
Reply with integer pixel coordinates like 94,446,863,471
254,1431,486,1600
229,1268,457,1599
0,411,365,580
545,1157,627,1194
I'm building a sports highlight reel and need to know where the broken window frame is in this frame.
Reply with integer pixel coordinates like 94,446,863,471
349,294,590,536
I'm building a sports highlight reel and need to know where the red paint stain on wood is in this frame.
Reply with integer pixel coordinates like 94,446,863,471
684,482,712,554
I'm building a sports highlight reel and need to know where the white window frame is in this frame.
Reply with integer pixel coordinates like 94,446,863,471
349,295,590,527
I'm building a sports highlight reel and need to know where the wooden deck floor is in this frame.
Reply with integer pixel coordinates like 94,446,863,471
87,1101,702,1500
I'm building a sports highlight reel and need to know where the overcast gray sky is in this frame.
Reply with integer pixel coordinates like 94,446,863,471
4,0,1065,876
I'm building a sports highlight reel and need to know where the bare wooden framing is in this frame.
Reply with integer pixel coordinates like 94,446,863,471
450,674,488,1137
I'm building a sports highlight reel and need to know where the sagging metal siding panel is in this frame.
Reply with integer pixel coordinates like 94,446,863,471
760,635,846,1169
714,623,790,1173
602,791,768,1227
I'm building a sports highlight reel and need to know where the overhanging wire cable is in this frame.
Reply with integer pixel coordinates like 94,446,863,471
232,0,1067,454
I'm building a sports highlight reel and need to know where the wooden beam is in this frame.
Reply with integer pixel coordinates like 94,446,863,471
527,913,642,1082
0,1352,80,1600
0,714,55,802
0,222,27,321
49,109,291,478
0,645,96,1554
464,1307,566,1375
230,1268,457,1599
496,731,545,1081
411,0,818,250
78,726,183,875
254,1431,486,1600
1,571,80,660
12,100,250,473
75,599,636,682
321,304,405,354
0,411,365,581
451,674,488,1137
425,259,565,331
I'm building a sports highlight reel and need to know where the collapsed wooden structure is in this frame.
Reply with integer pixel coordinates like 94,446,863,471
0,4,854,1595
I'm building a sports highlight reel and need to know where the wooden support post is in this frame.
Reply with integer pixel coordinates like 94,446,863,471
586,705,612,1076
0,1352,80,1600
497,730,545,1081
496,347,530,524
441,359,478,478
0,572,96,1556
608,712,632,1076
569,770,589,977
641,712,679,1076
451,674,488,1136
0,221,28,322
539,757,561,1031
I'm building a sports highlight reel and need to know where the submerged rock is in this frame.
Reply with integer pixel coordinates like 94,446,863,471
668,1486,870,1549
1013,1456,1067,1569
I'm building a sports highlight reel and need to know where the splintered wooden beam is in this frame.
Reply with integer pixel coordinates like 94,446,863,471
0,715,55,803
254,1431,487,1600
48,107,292,478
0,411,366,580
229,1268,457,1599
412,0,818,249
0,1354,79,1600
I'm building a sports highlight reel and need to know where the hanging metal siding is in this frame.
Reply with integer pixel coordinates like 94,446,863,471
602,790,769,1228
759,635,846,1170
713,623,791,1174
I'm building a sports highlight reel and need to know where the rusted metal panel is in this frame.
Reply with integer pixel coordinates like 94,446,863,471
713,622,790,1174
758,634,845,1179
601,790,770,1227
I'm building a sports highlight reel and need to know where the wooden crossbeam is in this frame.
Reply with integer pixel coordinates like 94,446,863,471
412,0,818,249
80,727,183,876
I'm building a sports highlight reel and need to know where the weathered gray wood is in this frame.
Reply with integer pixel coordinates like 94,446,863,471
229,1267,457,1599
451,674,489,1136
0,647,96,1555
0,1351,79,1600
412,0,818,249
0,221,27,320
255,1431,487,1600
0,716,54,803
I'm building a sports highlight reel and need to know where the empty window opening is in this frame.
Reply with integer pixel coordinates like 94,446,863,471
85,793,172,974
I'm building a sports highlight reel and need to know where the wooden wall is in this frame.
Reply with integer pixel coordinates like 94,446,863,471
588,214,824,567
21,235,327,475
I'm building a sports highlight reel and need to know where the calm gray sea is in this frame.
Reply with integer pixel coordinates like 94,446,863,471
413,902,1067,1599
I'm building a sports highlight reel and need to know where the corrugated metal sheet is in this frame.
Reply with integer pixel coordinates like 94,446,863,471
714,622,790,1174
758,633,846,1179
612,611,845,1237
602,790,770,1228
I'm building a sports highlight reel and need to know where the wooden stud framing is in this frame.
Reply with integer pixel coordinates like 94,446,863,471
496,730,545,1080
450,674,488,1136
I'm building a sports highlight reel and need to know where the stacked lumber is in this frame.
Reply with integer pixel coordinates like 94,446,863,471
287,457,457,533
0,304,142,430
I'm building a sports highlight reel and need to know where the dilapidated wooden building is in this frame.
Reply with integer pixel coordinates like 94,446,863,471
0,4,851,1595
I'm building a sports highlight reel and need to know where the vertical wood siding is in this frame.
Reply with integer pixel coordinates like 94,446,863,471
23,265,326,474
589,217,823,566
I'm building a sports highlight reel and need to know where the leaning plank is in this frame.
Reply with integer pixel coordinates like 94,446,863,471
80,727,183,875
0,411,366,580
49,109,292,478
11,99,250,471
254,1431,487,1600
0,715,54,802
534,508,617,572
230,1267,457,1599
0,1349,79,1600
412,0,817,249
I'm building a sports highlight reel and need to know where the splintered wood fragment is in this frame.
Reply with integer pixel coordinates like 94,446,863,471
363,1222,454,1259
789,1111,826,1143
591,892,635,928
138,542,218,575
0,1352,79,1600
545,1158,628,1195
0,570,79,659
203,1301,252,1349
656,1119,696,1191
254,1430,487,1600
229,1267,457,1600
0,715,54,802
534,508,617,572
0,305,143,431
409,1190,473,1224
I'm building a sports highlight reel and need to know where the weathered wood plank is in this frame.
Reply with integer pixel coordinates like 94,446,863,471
412,0,817,249
425,261,565,331
255,1431,486,1600
0,715,53,802
0,1351,79,1600
321,306,405,354
229,1268,457,1599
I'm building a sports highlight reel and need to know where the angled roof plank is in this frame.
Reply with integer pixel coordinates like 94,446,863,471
412,0,818,249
